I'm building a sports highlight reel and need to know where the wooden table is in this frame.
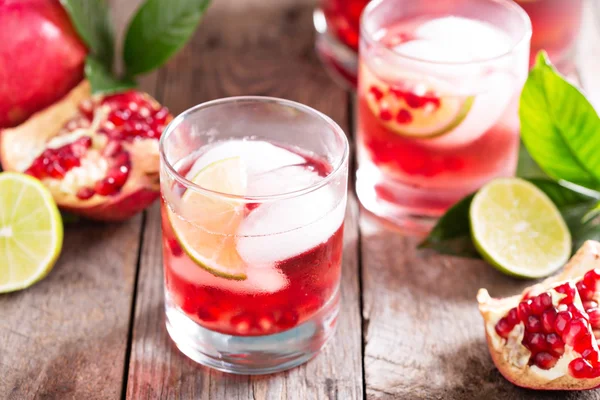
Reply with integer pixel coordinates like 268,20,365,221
2,0,600,399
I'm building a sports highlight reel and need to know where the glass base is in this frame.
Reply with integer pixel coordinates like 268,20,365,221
313,9,359,89
165,290,339,375
356,163,471,233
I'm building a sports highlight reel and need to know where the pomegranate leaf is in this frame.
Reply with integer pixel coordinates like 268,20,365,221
520,51,600,190
123,0,212,76
418,194,479,258
60,0,114,71
86,57,136,95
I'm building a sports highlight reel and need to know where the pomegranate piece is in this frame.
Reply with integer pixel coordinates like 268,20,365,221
478,241,600,391
0,81,173,221
0,0,87,128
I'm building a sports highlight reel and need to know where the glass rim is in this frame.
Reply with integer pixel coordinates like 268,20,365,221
159,96,350,202
360,0,533,66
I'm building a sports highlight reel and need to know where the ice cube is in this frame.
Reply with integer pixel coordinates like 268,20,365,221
186,140,306,181
247,164,322,196
236,186,346,266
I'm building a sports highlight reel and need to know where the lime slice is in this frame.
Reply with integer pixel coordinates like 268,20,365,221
0,172,63,293
168,157,248,280
363,67,474,139
470,178,571,279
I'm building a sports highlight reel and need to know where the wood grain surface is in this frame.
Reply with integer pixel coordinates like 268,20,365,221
1,0,600,399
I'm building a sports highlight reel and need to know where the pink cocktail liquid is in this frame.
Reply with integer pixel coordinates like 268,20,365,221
162,141,345,337
356,15,527,224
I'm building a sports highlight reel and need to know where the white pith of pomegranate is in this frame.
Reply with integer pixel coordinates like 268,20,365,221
0,81,172,221
478,241,600,390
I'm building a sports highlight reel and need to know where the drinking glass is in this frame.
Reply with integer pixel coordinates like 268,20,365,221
160,97,349,374
355,0,531,230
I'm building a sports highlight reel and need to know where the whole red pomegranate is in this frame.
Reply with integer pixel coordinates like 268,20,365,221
0,81,172,221
479,240,600,390
0,0,87,128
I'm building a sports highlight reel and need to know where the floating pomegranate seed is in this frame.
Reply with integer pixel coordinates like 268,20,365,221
258,315,275,332
76,187,95,200
533,352,558,369
546,333,565,356
196,306,217,322
167,238,183,257
517,300,532,321
541,309,557,333
554,311,572,334
379,108,393,121
404,92,429,109
396,109,413,124
531,293,552,315
231,313,253,334
277,310,299,329
584,269,600,290
369,86,384,101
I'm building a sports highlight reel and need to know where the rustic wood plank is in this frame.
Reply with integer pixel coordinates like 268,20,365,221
577,0,600,108
125,0,364,399
361,4,600,398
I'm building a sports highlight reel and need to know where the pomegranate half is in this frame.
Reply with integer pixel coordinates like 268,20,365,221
0,0,87,128
0,81,172,221
479,240,600,390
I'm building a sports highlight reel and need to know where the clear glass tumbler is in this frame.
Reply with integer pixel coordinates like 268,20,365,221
159,97,349,374
356,0,531,231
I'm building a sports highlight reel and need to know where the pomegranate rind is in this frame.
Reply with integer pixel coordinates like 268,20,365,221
478,241,600,390
0,80,167,221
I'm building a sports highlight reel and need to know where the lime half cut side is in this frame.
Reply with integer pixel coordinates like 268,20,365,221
0,172,63,293
168,157,248,280
470,178,571,279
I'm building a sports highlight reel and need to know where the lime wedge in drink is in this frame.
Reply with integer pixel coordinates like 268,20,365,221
470,178,571,279
168,157,248,280
0,172,63,293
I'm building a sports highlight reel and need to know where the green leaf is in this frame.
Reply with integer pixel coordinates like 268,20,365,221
123,0,212,76
420,180,599,259
60,0,114,70
520,51,600,190
86,57,136,95
418,194,479,258
517,141,548,179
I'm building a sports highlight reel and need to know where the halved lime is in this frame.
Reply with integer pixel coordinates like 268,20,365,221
470,178,571,279
363,67,474,139
168,157,248,280
0,172,63,293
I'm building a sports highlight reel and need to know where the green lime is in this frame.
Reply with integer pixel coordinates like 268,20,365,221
0,172,63,293
168,157,248,280
470,178,571,279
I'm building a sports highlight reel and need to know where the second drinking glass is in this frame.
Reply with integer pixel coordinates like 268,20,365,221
355,0,531,229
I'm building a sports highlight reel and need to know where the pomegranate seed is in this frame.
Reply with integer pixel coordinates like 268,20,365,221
76,187,95,200
258,315,275,332
108,109,131,126
517,300,532,321
546,333,565,356
577,280,594,301
530,293,552,315
379,108,393,121
112,152,131,168
369,86,384,101
495,317,513,338
563,318,589,346
555,282,575,303
541,309,557,333
103,141,123,157
167,238,182,257
404,92,428,109
555,311,572,334
94,177,119,196
533,352,558,369
231,313,253,334
584,300,599,310
584,269,600,290
569,358,593,379
196,306,217,322
396,109,413,124
154,107,170,123
506,308,519,325
526,315,543,333
105,165,129,188
574,332,595,353
528,332,548,352
277,310,299,330
587,307,600,329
